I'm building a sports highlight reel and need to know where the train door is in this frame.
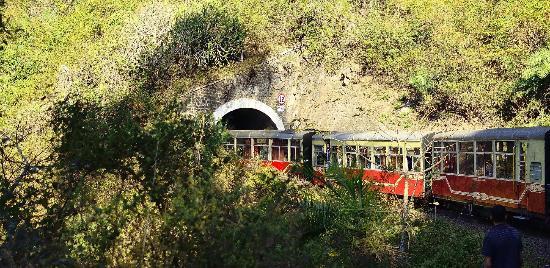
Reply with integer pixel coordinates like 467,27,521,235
515,141,528,212
302,132,314,167
525,139,546,216
330,142,342,167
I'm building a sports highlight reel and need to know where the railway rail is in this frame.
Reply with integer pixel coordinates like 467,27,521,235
426,205,550,265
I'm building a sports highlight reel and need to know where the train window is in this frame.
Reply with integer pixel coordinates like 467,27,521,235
434,141,444,151
224,137,235,151
443,142,456,151
237,138,252,158
313,145,326,166
496,154,513,179
255,138,268,145
495,141,514,153
495,141,514,180
431,142,443,173
359,146,371,169
345,146,358,168
518,142,527,181
374,146,387,169
407,148,421,172
433,141,442,152
388,147,403,171
476,154,494,177
330,146,341,166
459,142,474,175
442,153,457,174
459,142,474,152
290,139,302,162
254,138,269,160
530,162,542,183
476,141,492,152
459,154,474,175
441,141,457,174
475,141,493,177
271,139,288,161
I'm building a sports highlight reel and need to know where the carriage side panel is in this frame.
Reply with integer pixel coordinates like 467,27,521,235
362,170,424,197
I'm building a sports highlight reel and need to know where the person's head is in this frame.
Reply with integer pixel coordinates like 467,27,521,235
490,205,506,224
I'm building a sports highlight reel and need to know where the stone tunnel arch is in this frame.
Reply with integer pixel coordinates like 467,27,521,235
213,98,285,130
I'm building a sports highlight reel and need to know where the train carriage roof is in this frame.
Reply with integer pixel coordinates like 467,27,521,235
433,127,550,141
228,130,311,139
327,131,430,142
312,132,336,140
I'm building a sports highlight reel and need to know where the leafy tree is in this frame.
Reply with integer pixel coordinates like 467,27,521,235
137,4,247,91
503,47,550,124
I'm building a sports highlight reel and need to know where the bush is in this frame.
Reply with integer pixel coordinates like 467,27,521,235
289,0,359,71
137,4,246,90
408,219,483,267
503,47,550,124
363,0,549,122
299,164,406,266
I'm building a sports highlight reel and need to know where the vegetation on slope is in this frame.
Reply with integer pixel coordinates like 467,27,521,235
1,0,549,266
2,0,549,128
1,88,486,265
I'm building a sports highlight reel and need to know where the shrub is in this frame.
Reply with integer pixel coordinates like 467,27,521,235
137,4,246,90
299,164,406,266
408,219,483,267
503,47,550,124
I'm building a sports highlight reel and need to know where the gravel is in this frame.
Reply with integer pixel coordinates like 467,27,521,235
431,208,550,267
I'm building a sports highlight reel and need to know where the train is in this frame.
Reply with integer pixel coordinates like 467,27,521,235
226,127,550,221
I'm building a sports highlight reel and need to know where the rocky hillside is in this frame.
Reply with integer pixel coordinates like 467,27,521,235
1,0,549,132
1,1,550,266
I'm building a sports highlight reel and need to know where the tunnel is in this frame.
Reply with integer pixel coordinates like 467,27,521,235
221,108,277,130
213,98,285,130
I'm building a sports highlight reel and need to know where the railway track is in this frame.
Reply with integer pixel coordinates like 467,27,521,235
423,205,550,265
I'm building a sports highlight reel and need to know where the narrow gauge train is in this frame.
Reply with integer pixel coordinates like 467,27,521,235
227,127,550,220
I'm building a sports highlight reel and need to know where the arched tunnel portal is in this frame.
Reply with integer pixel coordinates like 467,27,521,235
213,98,285,130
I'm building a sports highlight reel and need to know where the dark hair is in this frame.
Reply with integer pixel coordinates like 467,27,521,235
491,205,506,222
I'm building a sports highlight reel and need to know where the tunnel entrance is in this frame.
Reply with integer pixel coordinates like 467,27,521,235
221,108,277,130
213,98,285,130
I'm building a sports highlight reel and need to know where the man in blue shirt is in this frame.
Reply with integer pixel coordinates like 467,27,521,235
482,205,523,268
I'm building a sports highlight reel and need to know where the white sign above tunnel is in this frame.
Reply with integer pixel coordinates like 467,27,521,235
277,93,286,105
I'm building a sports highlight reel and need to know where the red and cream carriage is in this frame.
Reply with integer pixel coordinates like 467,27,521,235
312,131,433,197
431,127,550,219
225,130,313,171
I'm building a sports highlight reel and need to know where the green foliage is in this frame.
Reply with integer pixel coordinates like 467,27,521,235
408,219,483,267
351,0,550,121
2,0,549,128
275,0,550,123
48,90,232,265
408,69,435,103
503,47,550,125
0,0,143,128
2,0,549,266
172,5,246,68
137,3,246,90
300,165,404,266
52,96,142,172
289,0,359,71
